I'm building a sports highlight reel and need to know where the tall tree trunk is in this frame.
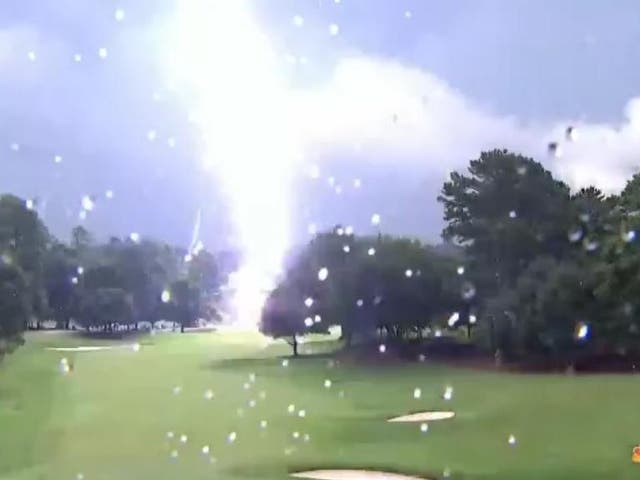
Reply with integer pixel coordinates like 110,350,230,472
292,336,298,356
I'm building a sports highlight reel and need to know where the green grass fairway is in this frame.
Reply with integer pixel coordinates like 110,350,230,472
2,331,640,480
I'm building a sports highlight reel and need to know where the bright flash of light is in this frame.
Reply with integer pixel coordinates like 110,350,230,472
164,1,300,328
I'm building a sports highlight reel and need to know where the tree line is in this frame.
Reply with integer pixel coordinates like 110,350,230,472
0,195,232,358
261,149,640,363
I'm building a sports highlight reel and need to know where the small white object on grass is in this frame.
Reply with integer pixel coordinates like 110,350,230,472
379,344,386,353
282,359,289,367
413,388,421,399
508,434,517,446
324,379,332,388
420,423,429,432
443,386,453,401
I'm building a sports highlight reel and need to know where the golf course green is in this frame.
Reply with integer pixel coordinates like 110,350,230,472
1,331,639,480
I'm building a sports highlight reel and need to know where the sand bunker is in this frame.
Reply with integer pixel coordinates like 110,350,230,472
47,346,116,352
387,411,455,422
292,470,429,480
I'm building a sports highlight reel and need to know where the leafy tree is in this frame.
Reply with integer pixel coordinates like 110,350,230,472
78,287,132,332
0,264,29,357
43,242,79,329
438,150,572,293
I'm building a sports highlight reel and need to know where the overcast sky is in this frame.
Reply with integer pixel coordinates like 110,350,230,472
3,0,640,252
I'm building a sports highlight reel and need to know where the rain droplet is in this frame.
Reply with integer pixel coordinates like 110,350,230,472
248,399,256,408
260,420,268,429
287,404,296,414
328,23,339,36
469,314,477,324
343,245,351,253
303,433,310,442
243,382,250,390
169,449,178,459
413,388,421,399
179,434,188,444
249,373,256,382
227,432,237,443
443,386,453,400
318,267,329,281
172,386,181,395
281,359,289,367
114,8,125,21
25,199,35,210
624,230,636,242
73,53,82,63
292,431,300,439
568,229,583,242
509,210,517,219
304,297,314,308
27,51,36,62
456,266,465,275
378,344,386,353
147,130,157,141
54,154,63,164
166,431,174,439
201,445,210,455
353,178,361,188
575,322,589,340
404,10,413,18
356,299,364,307
307,223,317,235
368,247,376,256
298,409,306,417
167,137,176,148
161,289,171,303
565,126,577,142
461,282,476,300
548,142,562,158
131,342,140,352
405,269,413,278
204,389,214,400
420,423,429,432
583,239,599,252
81,195,95,211
98,47,108,59
304,317,313,327
314,315,321,323
129,232,141,243
292,15,304,27
10,143,19,152
345,225,354,235
324,379,332,388
371,213,381,226
508,434,517,446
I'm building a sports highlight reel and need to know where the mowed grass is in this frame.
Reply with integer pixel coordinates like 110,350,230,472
1,332,640,480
